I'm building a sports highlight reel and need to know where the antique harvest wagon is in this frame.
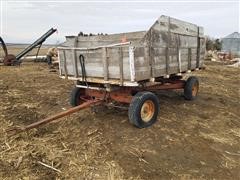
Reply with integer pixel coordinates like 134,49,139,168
58,15,205,128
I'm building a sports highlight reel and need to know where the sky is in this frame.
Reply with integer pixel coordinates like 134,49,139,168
0,0,239,44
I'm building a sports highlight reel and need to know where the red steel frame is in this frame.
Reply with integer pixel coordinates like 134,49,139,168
81,79,185,104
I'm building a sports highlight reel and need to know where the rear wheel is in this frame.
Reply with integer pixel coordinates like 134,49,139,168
128,91,160,128
184,76,199,100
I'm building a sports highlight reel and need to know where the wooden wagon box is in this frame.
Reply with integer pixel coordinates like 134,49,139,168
58,15,205,87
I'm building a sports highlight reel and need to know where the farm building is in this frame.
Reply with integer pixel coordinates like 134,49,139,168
222,32,240,56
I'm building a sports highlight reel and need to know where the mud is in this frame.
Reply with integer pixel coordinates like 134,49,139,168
0,61,239,179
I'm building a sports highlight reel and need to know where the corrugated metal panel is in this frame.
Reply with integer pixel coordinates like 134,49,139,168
223,32,240,39
222,32,240,56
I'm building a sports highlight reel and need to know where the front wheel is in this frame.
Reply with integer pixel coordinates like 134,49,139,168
70,87,85,106
128,91,160,128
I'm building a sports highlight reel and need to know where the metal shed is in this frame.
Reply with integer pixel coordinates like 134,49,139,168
222,32,240,56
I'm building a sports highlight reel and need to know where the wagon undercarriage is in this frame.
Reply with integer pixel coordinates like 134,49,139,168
71,75,199,128
73,77,186,104
7,75,199,135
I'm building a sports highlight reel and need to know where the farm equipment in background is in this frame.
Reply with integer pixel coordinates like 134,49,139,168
0,28,57,66
0,37,16,65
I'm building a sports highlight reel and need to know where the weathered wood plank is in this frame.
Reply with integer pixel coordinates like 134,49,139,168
102,47,109,81
188,48,192,70
196,27,200,68
71,37,79,77
63,50,68,80
155,15,204,37
62,31,146,48
118,47,124,85
177,34,181,73
129,46,135,82
165,16,171,75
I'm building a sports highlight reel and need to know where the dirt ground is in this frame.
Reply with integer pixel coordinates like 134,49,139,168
0,60,239,179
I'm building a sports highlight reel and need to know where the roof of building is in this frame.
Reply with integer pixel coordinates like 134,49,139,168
223,32,240,39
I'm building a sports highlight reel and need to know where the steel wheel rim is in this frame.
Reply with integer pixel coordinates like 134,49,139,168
141,100,155,122
192,83,199,97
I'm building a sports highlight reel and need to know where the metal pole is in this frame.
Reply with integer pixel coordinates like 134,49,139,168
6,99,103,135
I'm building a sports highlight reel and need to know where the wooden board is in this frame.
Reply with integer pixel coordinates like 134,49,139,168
59,15,205,86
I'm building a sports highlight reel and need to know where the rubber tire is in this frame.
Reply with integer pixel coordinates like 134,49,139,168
70,87,83,107
128,91,160,128
184,76,199,100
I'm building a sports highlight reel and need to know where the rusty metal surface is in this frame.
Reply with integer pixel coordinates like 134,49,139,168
0,37,17,65
0,37,8,56
144,80,185,91
6,99,103,135
3,54,16,66
85,88,133,104
83,79,185,103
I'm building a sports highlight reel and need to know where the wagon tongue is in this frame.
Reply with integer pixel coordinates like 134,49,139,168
6,99,103,136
